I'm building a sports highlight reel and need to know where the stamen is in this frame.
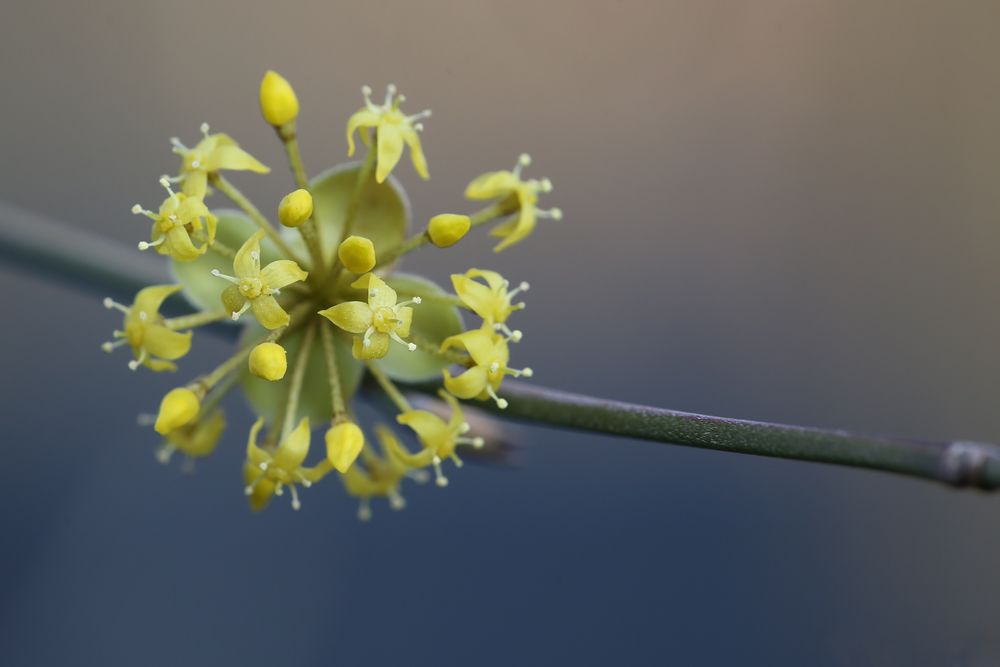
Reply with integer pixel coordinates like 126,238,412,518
508,367,533,378
513,153,531,178
495,324,524,343
388,489,406,510
180,457,196,475
363,326,375,348
406,109,432,124
131,204,156,219
230,300,251,321
244,474,265,496
361,85,376,110
432,455,449,487
159,176,176,197
389,331,416,351
537,207,563,220
289,484,301,511
136,413,156,426
384,84,397,107
137,238,165,251
155,443,177,465
489,362,500,374
485,385,508,409
358,498,372,522
459,422,471,434
294,472,313,488
101,339,127,353
210,269,241,285
274,482,284,497
200,122,211,137
395,296,421,307
539,178,554,193
450,453,464,468
103,297,129,313
169,137,187,151
128,350,147,371
407,469,431,484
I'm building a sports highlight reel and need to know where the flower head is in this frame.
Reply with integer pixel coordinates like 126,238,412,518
427,214,471,248
341,425,423,520
249,342,287,381
452,269,529,332
465,154,562,252
325,421,365,473
259,70,299,127
156,409,225,469
212,230,308,329
318,273,421,360
132,178,218,262
171,123,269,199
389,391,484,487
102,285,192,372
278,189,313,228
243,418,331,512
346,84,431,184
441,327,532,408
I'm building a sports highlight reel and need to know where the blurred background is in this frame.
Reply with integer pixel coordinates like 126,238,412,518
2,0,1000,664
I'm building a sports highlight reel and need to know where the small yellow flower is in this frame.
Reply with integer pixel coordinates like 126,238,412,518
346,84,431,184
243,417,331,512
154,387,201,435
427,214,471,248
337,235,377,274
341,425,420,520
325,421,365,473
132,178,218,262
465,154,562,252
212,230,308,329
388,390,484,487
102,285,192,372
277,188,313,228
318,273,421,360
451,269,529,334
259,70,299,127
156,409,226,469
249,342,287,381
171,123,270,199
440,327,532,408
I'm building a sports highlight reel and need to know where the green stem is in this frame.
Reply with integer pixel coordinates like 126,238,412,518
319,323,348,420
276,122,326,279
283,321,316,437
340,139,377,247
365,361,412,413
210,174,301,262
164,309,228,330
3,200,1000,491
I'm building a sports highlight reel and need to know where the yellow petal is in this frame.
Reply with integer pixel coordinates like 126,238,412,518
375,123,404,184
366,274,397,309
350,273,373,290
397,410,451,453
221,285,247,315
154,387,200,435
492,207,535,252
180,409,226,458
441,328,495,367
319,301,373,334
181,170,208,199
260,259,308,290
451,274,496,321
251,295,290,330
465,170,519,200
259,70,299,126
144,358,178,373
443,366,488,400
325,422,365,473
245,417,267,463
165,226,204,262
380,425,435,468
204,145,270,174
351,332,389,360
440,390,466,432
394,306,413,338
247,476,276,512
133,284,182,317
234,231,265,278
402,125,429,180
142,325,192,361
273,417,311,471
346,109,380,157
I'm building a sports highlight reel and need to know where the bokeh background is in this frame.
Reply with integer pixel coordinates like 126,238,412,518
2,0,1000,664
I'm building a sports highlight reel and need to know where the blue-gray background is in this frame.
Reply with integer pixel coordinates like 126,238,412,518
2,1,1000,665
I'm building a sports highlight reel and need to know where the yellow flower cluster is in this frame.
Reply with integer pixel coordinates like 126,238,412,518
101,71,561,519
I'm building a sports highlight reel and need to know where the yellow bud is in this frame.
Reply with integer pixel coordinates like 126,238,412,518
427,214,471,248
249,342,287,381
154,388,200,436
278,189,313,228
259,70,299,126
325,422,364,473
338,235,377,274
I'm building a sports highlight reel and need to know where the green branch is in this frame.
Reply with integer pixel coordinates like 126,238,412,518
2,200,999,491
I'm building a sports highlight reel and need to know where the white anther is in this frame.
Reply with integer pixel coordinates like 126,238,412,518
497,398,509,409
519,281,530,291
103,297,114,309
550,208,563,220
159,176,171,188
190,160,201,169
363,339,372,348
100,342,115,353
231,300,251,321
407,343,416,351
389,490,406,510
413,123,424,132
472,437,485,449
138,311,147,321
128,360,141,371
358,499,372,522
539,178,553,193
509,330,523,342
521,368,534,378
243,485,255,496
518,153,532,166
200,122,210,136
131,204,143,215
459,422,471,434
155,444,176,465
489,362,500,374
289,485,301,511
412,296,422,304
168,214,177,222
361,85,372,96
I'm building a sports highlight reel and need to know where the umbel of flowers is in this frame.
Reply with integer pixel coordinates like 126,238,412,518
102,71,561,519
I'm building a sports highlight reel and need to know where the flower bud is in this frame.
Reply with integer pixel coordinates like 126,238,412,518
249,342,287,381
427,214,471,248
259,70,299,126
278,189,313,228
154,387,200,435
325,422,364,473
338,235,377,274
